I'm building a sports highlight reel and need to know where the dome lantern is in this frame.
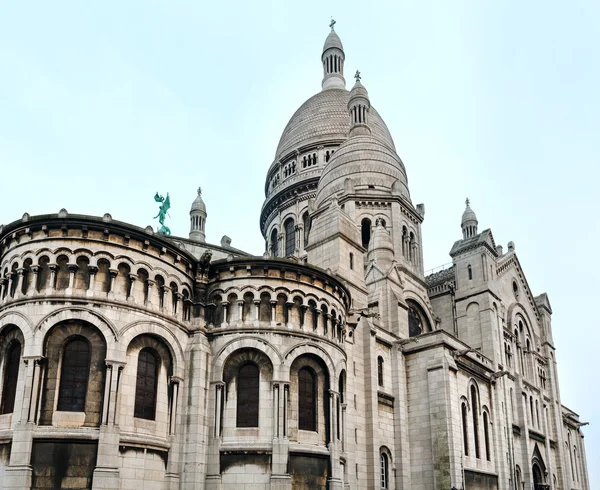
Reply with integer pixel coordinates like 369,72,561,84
348,71,371,138
190,187,207,242
461,198,478,239
321,19,346,91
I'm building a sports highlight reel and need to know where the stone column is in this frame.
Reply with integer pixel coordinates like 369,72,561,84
93,360,125,490
254,300,261,325
127,273,137,302
314,310,321,332
14,268,25,298
87,265,98,297
28,266,39,296
237,300,244,324
66,263,78,295
162,286,172,314
107,268,118,297
5,272,14,300
0,277,7,300
271,300,277,324
166,376,183,489
175,292,184,321
271,381,291,489
169,376,182,435
46,264,57,294
222,301,229,326
145,279,154,306
300,305,308,330
285,301,294,327
328,389,343,489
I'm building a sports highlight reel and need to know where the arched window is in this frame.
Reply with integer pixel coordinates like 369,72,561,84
237,363,259,427
468,264,473,280
298,367,316,431
0,341,21,414
483,411,491,461
134,348,160,420
377,356,384,387
407,300,431,337
303,212,311,247
270,228,279,257
284,219,295,256
361,218,372,248
461,402,469,456
57,337,91,412
380,452,389,489
533,463,543,487
471,385,480,458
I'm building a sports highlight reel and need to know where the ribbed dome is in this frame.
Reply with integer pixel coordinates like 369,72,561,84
461,203,477,226
191,188,206,214
323,30,343,51
315,135,410,208
274,89,395,161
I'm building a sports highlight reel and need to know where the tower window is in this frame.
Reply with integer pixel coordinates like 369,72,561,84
284,218,295,256
134,348,160,420
377,356,384,387
462,402,469,456
270,228,279,257
57,337,91,412
380,452,389,489
349,253,354,270
361,218,372,248
237,363,259,427
468,265,473,280
0,341,21,414
298,367,317,431
471,385,480,458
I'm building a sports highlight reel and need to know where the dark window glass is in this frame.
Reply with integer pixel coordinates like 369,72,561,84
284,219,295,256
380,453,389,489
57,338,91,412
237,363,259,427
361,218,372,248
462,403,469,456
271,229,279,257
303,212,310,247
468,265,473,280
483,412,491,461
298,367,316,431
471,386,480,458
377,356,384,387
408,307,422,337
134,348,160,420
1,341,21,414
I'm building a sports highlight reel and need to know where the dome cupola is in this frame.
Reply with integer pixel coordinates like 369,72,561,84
189,187,207,242
321,19,346,91
461,198,478,239
348,70,371,137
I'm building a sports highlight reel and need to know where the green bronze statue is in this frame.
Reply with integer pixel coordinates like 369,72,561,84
154,192,171,235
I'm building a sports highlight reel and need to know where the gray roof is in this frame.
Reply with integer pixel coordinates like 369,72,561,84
274,88,395,161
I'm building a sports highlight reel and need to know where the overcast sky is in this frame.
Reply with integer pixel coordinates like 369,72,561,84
0,1,598,486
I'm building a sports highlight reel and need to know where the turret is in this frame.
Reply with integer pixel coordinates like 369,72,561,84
321,19,346,90
461,198,478,239
189,187,207,242
348,71,371,137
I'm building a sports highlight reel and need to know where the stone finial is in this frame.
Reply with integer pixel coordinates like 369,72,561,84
22,212,30,222
354,70,361,82
58,208,68,218
144,226,154,234
103,213,112,222
507,241,515,252
221,235,232,248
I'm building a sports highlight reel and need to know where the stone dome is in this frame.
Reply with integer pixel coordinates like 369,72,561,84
323,30,343,51
315,134,410,209
461,201,477,226
191,188,206,214
274,89,396,162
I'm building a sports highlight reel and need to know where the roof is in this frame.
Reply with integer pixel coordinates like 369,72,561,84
449,229,498,257
274,88,395,162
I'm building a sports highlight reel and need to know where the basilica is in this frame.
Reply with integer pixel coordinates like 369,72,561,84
0,24,590,490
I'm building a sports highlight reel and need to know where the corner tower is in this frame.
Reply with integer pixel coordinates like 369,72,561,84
189,187,207,242
321,20,346,90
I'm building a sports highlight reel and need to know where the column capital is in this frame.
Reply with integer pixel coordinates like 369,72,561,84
68,264,79,273
105,359,126,370
108,269,118,278
128,273,138,281
170,375,184,385
88,265,98,275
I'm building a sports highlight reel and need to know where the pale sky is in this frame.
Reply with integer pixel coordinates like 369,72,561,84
0,1,598,486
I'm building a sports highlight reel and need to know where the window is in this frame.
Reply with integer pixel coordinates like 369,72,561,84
284,218,295,256
377,356,384,387
468,264,473,280
0,341,21,414
57,337,91,412
134,348,160,420
461,403,469,455
270,228,279,257
471,385,480,458
298,367,316,431
361,218,372,248
349,252,354,270
303,212,310,247
237,363,259,427
483,412,491,461
407,300,431,337
380,452,389,489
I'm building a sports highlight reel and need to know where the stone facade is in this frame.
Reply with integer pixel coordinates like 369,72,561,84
0,24,590,490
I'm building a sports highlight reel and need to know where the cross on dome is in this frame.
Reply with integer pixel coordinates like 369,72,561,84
330,18,336,30
198,187,202,195
355,70,361,82
465,197,470,207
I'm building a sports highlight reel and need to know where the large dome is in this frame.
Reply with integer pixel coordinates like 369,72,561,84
274,88,395,162
315,134,410,209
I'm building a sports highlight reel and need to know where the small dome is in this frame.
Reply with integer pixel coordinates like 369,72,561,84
315,135,410,209
191,187,206,214
461,199,477,226
349,78,369,101
323,29,343,52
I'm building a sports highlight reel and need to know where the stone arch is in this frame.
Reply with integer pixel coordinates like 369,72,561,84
34,307,118,358
119,321,186,377
0,311,34,351
212,336,283,382
283,342,337,383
